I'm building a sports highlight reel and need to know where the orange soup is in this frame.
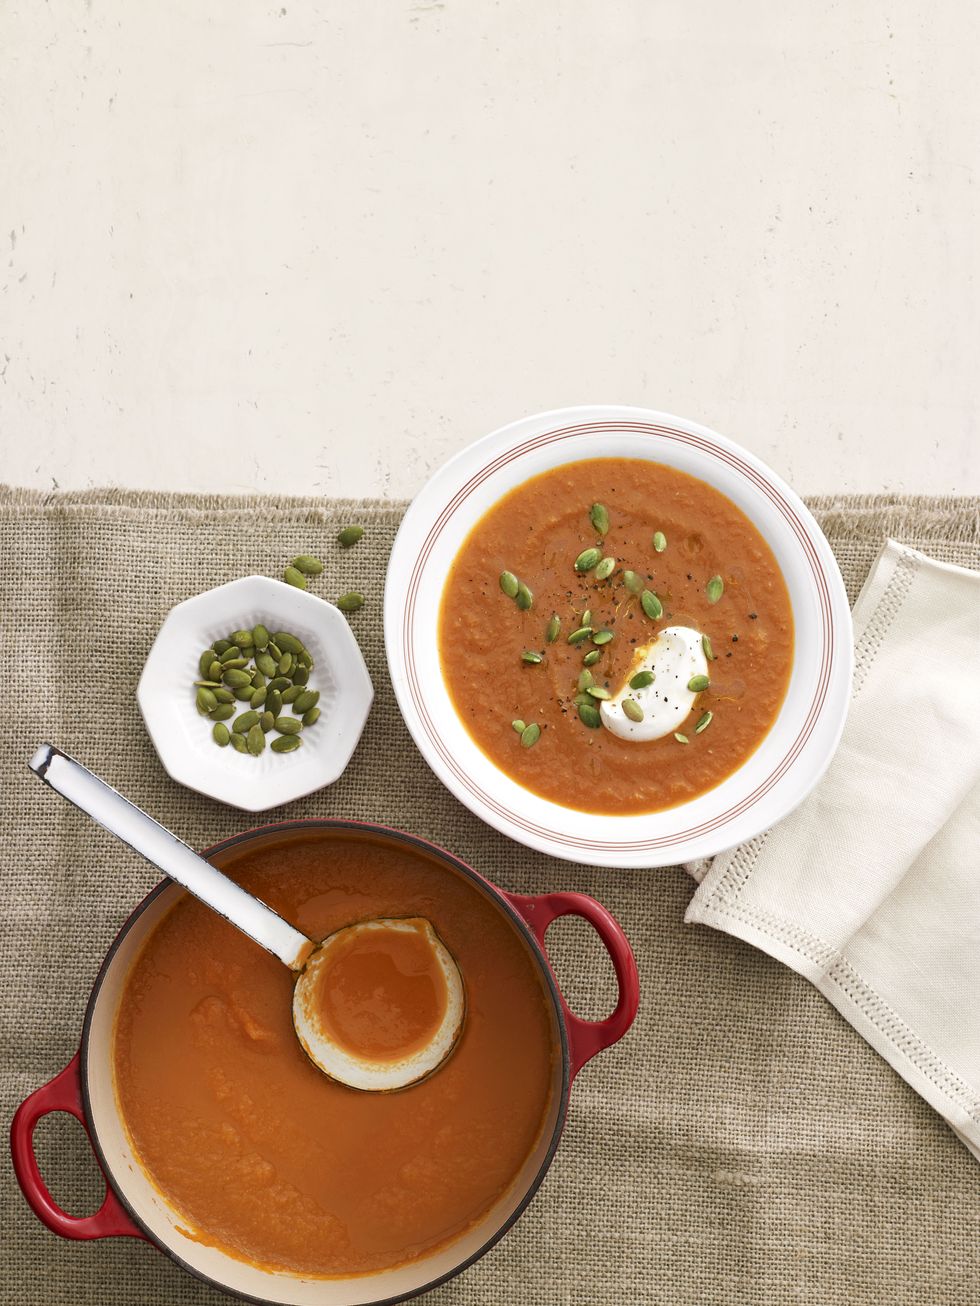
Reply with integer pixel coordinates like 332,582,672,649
439,458,794,814
113,832,556,1276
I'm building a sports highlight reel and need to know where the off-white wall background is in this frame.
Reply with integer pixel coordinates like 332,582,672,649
1,1,978,498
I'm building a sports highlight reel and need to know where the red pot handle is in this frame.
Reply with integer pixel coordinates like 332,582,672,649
10,1053,147,1241
506,891,639,1080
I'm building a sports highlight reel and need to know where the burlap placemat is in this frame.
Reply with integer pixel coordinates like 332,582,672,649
2,487,978,1306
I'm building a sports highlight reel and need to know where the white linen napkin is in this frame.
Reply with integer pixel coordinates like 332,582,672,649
685,539,980,1159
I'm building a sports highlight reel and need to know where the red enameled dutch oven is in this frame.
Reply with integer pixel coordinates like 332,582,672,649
11,819,639,1306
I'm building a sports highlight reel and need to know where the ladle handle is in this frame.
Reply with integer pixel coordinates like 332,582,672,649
29,744,313,971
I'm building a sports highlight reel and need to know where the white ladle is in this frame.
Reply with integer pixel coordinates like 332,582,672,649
29,744,464,1091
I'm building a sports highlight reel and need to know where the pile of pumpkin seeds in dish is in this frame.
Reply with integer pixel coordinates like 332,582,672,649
503,500,725,745
195,626,321,755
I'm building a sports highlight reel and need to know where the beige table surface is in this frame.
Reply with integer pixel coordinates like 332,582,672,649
1,0,979,500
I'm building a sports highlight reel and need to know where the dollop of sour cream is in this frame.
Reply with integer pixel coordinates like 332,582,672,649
599,626,708,742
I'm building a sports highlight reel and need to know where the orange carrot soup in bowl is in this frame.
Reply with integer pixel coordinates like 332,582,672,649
438,457,794,816
385,406,852,867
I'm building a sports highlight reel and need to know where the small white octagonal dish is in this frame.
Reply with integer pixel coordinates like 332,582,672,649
138,576,373,811
385,405,853,868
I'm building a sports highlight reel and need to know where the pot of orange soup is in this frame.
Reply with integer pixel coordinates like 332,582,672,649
12,820,639,1305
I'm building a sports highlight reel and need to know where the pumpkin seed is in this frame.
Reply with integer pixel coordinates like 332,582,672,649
500,571,519,598
212,723,230,747
252,624,270,650
582,609,592,628
292,666,309,686
595,556,616,580
706,575,724,604
640,590,663,620
568,626,593,645
622,698,644,723
587,686,611,700
250,687,268,708
233,710,260,734
302,707,320,727
283,566,307,589
592,630,614,645
282,685,303,704
520,723,541,748
259,711,276,732
268,642,282,661
516,581,533,611
574,546,602,573
278,652,294,676
295,689,320,713
212,687,235,704
194,680,222,688
268,676,291,693
674,732,689,744
219,645,242,664
512,719,527,733
623,569,643,595
213,639,231,655
246,723,266,755
230,630,252,648
695,711,713,734
573,691,594,707
198,649,216,678
337,526,364,549
196,687,217,714
220,658,249,671
687,675,710,692
702,634,715,661
545,614,561,643
582,649,602,667
274,632,304,655
337,591,365,613
233,686,255,701
652,531,667,553
271,734,302,752
590,502,610,535
297,650,313,669
208,659,223,681
255,652,278,678
230,731,248,753
275,716,302,735
210,704,235,722
578,669,594,690
293,553,324,573
521,650,543,664
266,690,283,718
630,670,655,689
578,702,602,729
250,670,266,689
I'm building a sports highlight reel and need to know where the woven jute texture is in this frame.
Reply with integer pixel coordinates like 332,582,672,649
2,487,979,1306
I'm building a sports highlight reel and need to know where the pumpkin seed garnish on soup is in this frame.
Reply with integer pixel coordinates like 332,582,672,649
706,575,724,604
640,590,663,620
590,502,610,535
652,531,667,553
574,547,602,573
500,571,520,598
622,698,644,723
